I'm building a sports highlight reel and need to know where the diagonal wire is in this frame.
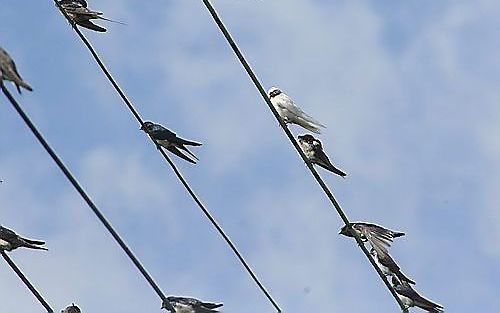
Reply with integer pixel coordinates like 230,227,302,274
0,82,175,311
51,2,282,311
1,251,54,313
198,0,409,311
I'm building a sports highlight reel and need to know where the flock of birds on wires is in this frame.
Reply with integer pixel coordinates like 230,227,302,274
0,0,445,312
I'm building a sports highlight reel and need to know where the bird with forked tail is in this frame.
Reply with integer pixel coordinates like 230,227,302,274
0,225,47,252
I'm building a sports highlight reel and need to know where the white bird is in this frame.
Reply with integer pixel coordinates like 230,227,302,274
268,87,325,134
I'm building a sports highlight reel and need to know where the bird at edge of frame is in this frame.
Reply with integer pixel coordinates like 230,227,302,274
392,276,444,313
161,296,223,313
297,134,347,177
0,46,33,94
140,121,202,164
339,222,405,253
57,0,125,33
61,303,81,313
267,86,325,134
0,225,47,252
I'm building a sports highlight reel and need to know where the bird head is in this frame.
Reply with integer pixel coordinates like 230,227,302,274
268,86,282,98
339,225,350,236
140,121,155,132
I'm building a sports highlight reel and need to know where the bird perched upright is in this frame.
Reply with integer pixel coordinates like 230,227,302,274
0,226,47,252
297,134,346,177
162,296,223,313
141,121,202,164
61,303,81,313
58,0,123,32
268,87,325,134
0,46,33,93
370,248,415,285
339,222,404,253
392,277,444,313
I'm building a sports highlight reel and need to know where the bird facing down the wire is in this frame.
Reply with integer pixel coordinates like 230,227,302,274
392,277,444,313
58,0,124,32
0,226,47,252
339,222,404,253
268,87,325,134
370,248,415,285
297,134,346,177
162,296,223,313
61,303,81,313
140,121,202,164
0,47,33,93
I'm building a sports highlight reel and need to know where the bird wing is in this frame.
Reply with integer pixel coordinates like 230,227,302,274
0,226,19,242
166,146,197,164
150,128,177,141
75,19,106,32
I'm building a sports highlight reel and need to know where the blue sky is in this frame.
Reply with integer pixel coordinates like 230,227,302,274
1,0,499,312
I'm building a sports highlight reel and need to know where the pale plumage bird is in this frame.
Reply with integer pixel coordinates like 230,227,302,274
162,296,223,313
392,277,444,313
0,226,47,252
0,46,33,93
140,121,202,164
339,222,404,253
370,248,415,285
297,134,346,177
268,87,325,134
61,303,81,313
58,0,124,32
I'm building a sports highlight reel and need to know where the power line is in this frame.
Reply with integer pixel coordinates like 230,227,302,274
51,2,282,311
0,82,175,312
198,0,409,311
1,251,54,313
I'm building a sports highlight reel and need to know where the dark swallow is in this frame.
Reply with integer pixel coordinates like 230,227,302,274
339,222,404,252
140,121,202,164
61,303,81,313
392,277,444,312
297,134,346,177
162,296,223,312
0,226,47,252
370,248,415,284
0,46,33,93
58,0,124,32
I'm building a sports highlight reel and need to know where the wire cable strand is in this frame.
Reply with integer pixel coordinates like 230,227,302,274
1,251,54,313
198,0,409,311
0,82,175,312
51,2,281,311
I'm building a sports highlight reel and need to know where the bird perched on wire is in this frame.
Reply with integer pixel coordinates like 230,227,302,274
140,121,202,164
0,46,33,94
370,248,415,285
339,222,404,253
57,0,124,32
297,134,346,177
268,87,325,134
162,296,223,313
61,303,81,313
0,226,47,252
392,277,444,312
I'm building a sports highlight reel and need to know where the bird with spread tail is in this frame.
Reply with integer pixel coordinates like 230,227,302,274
141,121,202,164
58,0,124,32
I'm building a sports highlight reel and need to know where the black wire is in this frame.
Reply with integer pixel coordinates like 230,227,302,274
51,2,281,311
1,251,54,313
0,82,174,311
199,0,409,311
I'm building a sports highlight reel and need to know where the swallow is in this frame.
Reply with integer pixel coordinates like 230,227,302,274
297,134,346,177
58,0,124,32
0,47,33,93
370,248,415,285
0,226,47,252
162,296,223,313
61,303,81,313
392,277,444,312
339,222,404,253
268,87,325,134
140,121,202,164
